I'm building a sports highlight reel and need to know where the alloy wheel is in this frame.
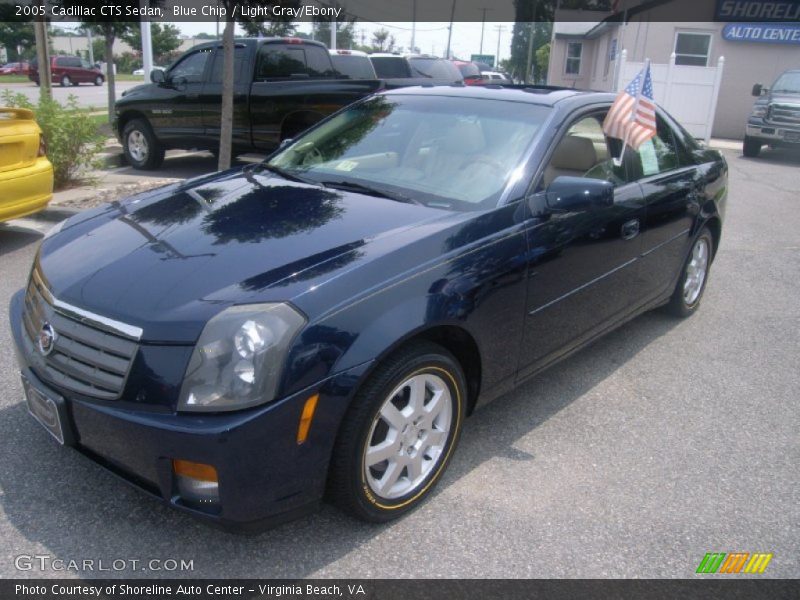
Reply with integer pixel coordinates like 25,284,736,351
127,130,149,163
683,237,709,305
364,373,453,499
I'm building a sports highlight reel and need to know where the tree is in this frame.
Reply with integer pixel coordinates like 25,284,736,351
371,29,396,53
218,17,235,171
312,16,357,49
0,17,35,63
535,43,550,83
121,23,181,62
239,0,298,38
83,23,134,123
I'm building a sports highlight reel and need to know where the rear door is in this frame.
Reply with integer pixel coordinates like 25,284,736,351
631,114,701,299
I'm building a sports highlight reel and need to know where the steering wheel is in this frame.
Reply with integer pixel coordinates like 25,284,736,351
461,154,507,175
300,144,325,166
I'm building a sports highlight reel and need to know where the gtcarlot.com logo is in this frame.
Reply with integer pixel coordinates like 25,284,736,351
696,552,773,574
14,554,194,572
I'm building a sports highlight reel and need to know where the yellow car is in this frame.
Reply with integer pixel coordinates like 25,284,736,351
0,107,53,222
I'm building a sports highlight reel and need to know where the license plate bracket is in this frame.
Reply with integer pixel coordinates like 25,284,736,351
22,374,74,446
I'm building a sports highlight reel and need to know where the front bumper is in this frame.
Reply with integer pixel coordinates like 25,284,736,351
10,289,370,531
746,121,800,145
0,157,53,222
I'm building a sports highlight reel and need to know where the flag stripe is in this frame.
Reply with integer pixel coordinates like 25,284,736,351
602,63,657,151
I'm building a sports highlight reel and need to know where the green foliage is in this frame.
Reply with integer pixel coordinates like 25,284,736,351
536,43,551,82
0,91,105,189
0,19,35,62
370,29,396,53
121,23,182,63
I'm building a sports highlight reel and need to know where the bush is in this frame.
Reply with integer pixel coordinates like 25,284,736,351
1,90,105,189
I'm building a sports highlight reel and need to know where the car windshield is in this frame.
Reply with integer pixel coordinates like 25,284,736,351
268,95,549,211
331,55,375,79
772,71,800,93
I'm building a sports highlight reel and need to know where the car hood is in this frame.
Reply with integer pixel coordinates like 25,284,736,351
768,92,800,105
38,170,447,343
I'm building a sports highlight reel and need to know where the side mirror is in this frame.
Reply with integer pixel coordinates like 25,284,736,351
545,176,614,212
279,138,294,149
150,69,165,84
751,83,764,97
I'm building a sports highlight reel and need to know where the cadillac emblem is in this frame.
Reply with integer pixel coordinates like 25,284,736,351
37,322,57,356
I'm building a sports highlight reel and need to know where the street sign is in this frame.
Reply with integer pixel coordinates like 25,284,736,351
470,54,495,67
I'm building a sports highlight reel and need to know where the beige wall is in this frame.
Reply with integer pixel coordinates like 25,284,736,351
549,2,800,139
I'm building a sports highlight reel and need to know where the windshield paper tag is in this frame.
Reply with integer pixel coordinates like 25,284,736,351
335,160,358,171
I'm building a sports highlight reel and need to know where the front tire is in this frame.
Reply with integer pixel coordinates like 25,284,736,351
94,75,104,86
122,118,165,170
328,341,466,522
664,228,713,318
60,75,71,87
743,136,761,157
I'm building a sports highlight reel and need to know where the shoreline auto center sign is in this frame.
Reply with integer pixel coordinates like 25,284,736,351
717,0,800,45
722,22,800,44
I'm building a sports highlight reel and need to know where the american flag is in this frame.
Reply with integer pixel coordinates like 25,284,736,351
603,63,656,151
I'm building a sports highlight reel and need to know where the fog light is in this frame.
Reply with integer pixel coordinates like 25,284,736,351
173,459,219,507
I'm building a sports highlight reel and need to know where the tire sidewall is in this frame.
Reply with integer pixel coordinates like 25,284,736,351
123,120,159,169
95,75,103,86
60,75,70,87
349,350,466,521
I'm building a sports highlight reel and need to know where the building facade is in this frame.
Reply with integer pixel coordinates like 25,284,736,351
547,0,800,139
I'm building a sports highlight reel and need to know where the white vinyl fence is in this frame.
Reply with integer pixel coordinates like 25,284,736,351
615,50,725,144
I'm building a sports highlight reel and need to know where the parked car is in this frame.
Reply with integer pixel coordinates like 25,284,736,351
10,85,726,530
0,61,30,75
329,49,377,79
132,66,165,76
369,53,463,88
481,71,513,85
29,56,104,87
744,68,800,157
0,107,53,222
114,38,382,170
452,60,483,85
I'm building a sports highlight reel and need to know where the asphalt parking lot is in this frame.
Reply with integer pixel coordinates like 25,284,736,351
0,147,797,579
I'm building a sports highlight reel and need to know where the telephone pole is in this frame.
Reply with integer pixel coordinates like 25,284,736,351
494,25,506,70
479,8,490,55
445,0,456,59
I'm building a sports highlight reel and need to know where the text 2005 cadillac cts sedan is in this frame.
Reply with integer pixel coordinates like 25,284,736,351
10,86,727,530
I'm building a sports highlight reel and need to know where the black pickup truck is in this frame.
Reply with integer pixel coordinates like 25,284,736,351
114,38,384,169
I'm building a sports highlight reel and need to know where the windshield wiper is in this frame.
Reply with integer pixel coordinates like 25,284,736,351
243,162,322,187
320,180,423,205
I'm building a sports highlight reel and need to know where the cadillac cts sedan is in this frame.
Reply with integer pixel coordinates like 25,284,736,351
10,86,727,530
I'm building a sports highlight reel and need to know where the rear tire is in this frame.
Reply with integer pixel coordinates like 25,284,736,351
328,341,466,522
664,228,713,318
743,136,761,157
122,118,165,170
60,75,71,87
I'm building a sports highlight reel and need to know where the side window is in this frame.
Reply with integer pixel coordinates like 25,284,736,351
208,46,248,84
629,117,679,178
169,49,211,83
540,113,626,190
256,45,307,79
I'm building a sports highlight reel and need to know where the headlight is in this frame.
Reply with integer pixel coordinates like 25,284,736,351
178,303,306,412
751,104,768,118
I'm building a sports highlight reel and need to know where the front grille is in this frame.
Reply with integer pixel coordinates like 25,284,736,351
22,268,139,400
768,104,800,126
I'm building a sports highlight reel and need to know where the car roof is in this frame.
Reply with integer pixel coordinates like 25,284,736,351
330,49,370,57
369,54,443,60
381,84,616,108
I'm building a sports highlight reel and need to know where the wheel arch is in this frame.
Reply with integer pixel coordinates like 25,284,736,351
117,110,149,140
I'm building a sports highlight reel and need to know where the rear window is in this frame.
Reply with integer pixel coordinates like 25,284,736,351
331,54,376,79
409,58,462,81
256,43,334,80
370,57,411,78
457,63,481,78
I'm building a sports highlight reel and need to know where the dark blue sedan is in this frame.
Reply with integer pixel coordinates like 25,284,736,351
10,86,727,529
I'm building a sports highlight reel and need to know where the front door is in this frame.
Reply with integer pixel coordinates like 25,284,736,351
149,48,213,148
200,45,252,150
518,110,647,380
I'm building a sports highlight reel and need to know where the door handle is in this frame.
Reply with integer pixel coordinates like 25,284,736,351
621,218,640,240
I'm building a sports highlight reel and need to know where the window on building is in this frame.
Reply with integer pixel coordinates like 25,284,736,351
674,32,711,66
565,42,582,75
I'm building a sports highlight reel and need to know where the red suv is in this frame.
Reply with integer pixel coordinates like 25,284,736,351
29,56,104,87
